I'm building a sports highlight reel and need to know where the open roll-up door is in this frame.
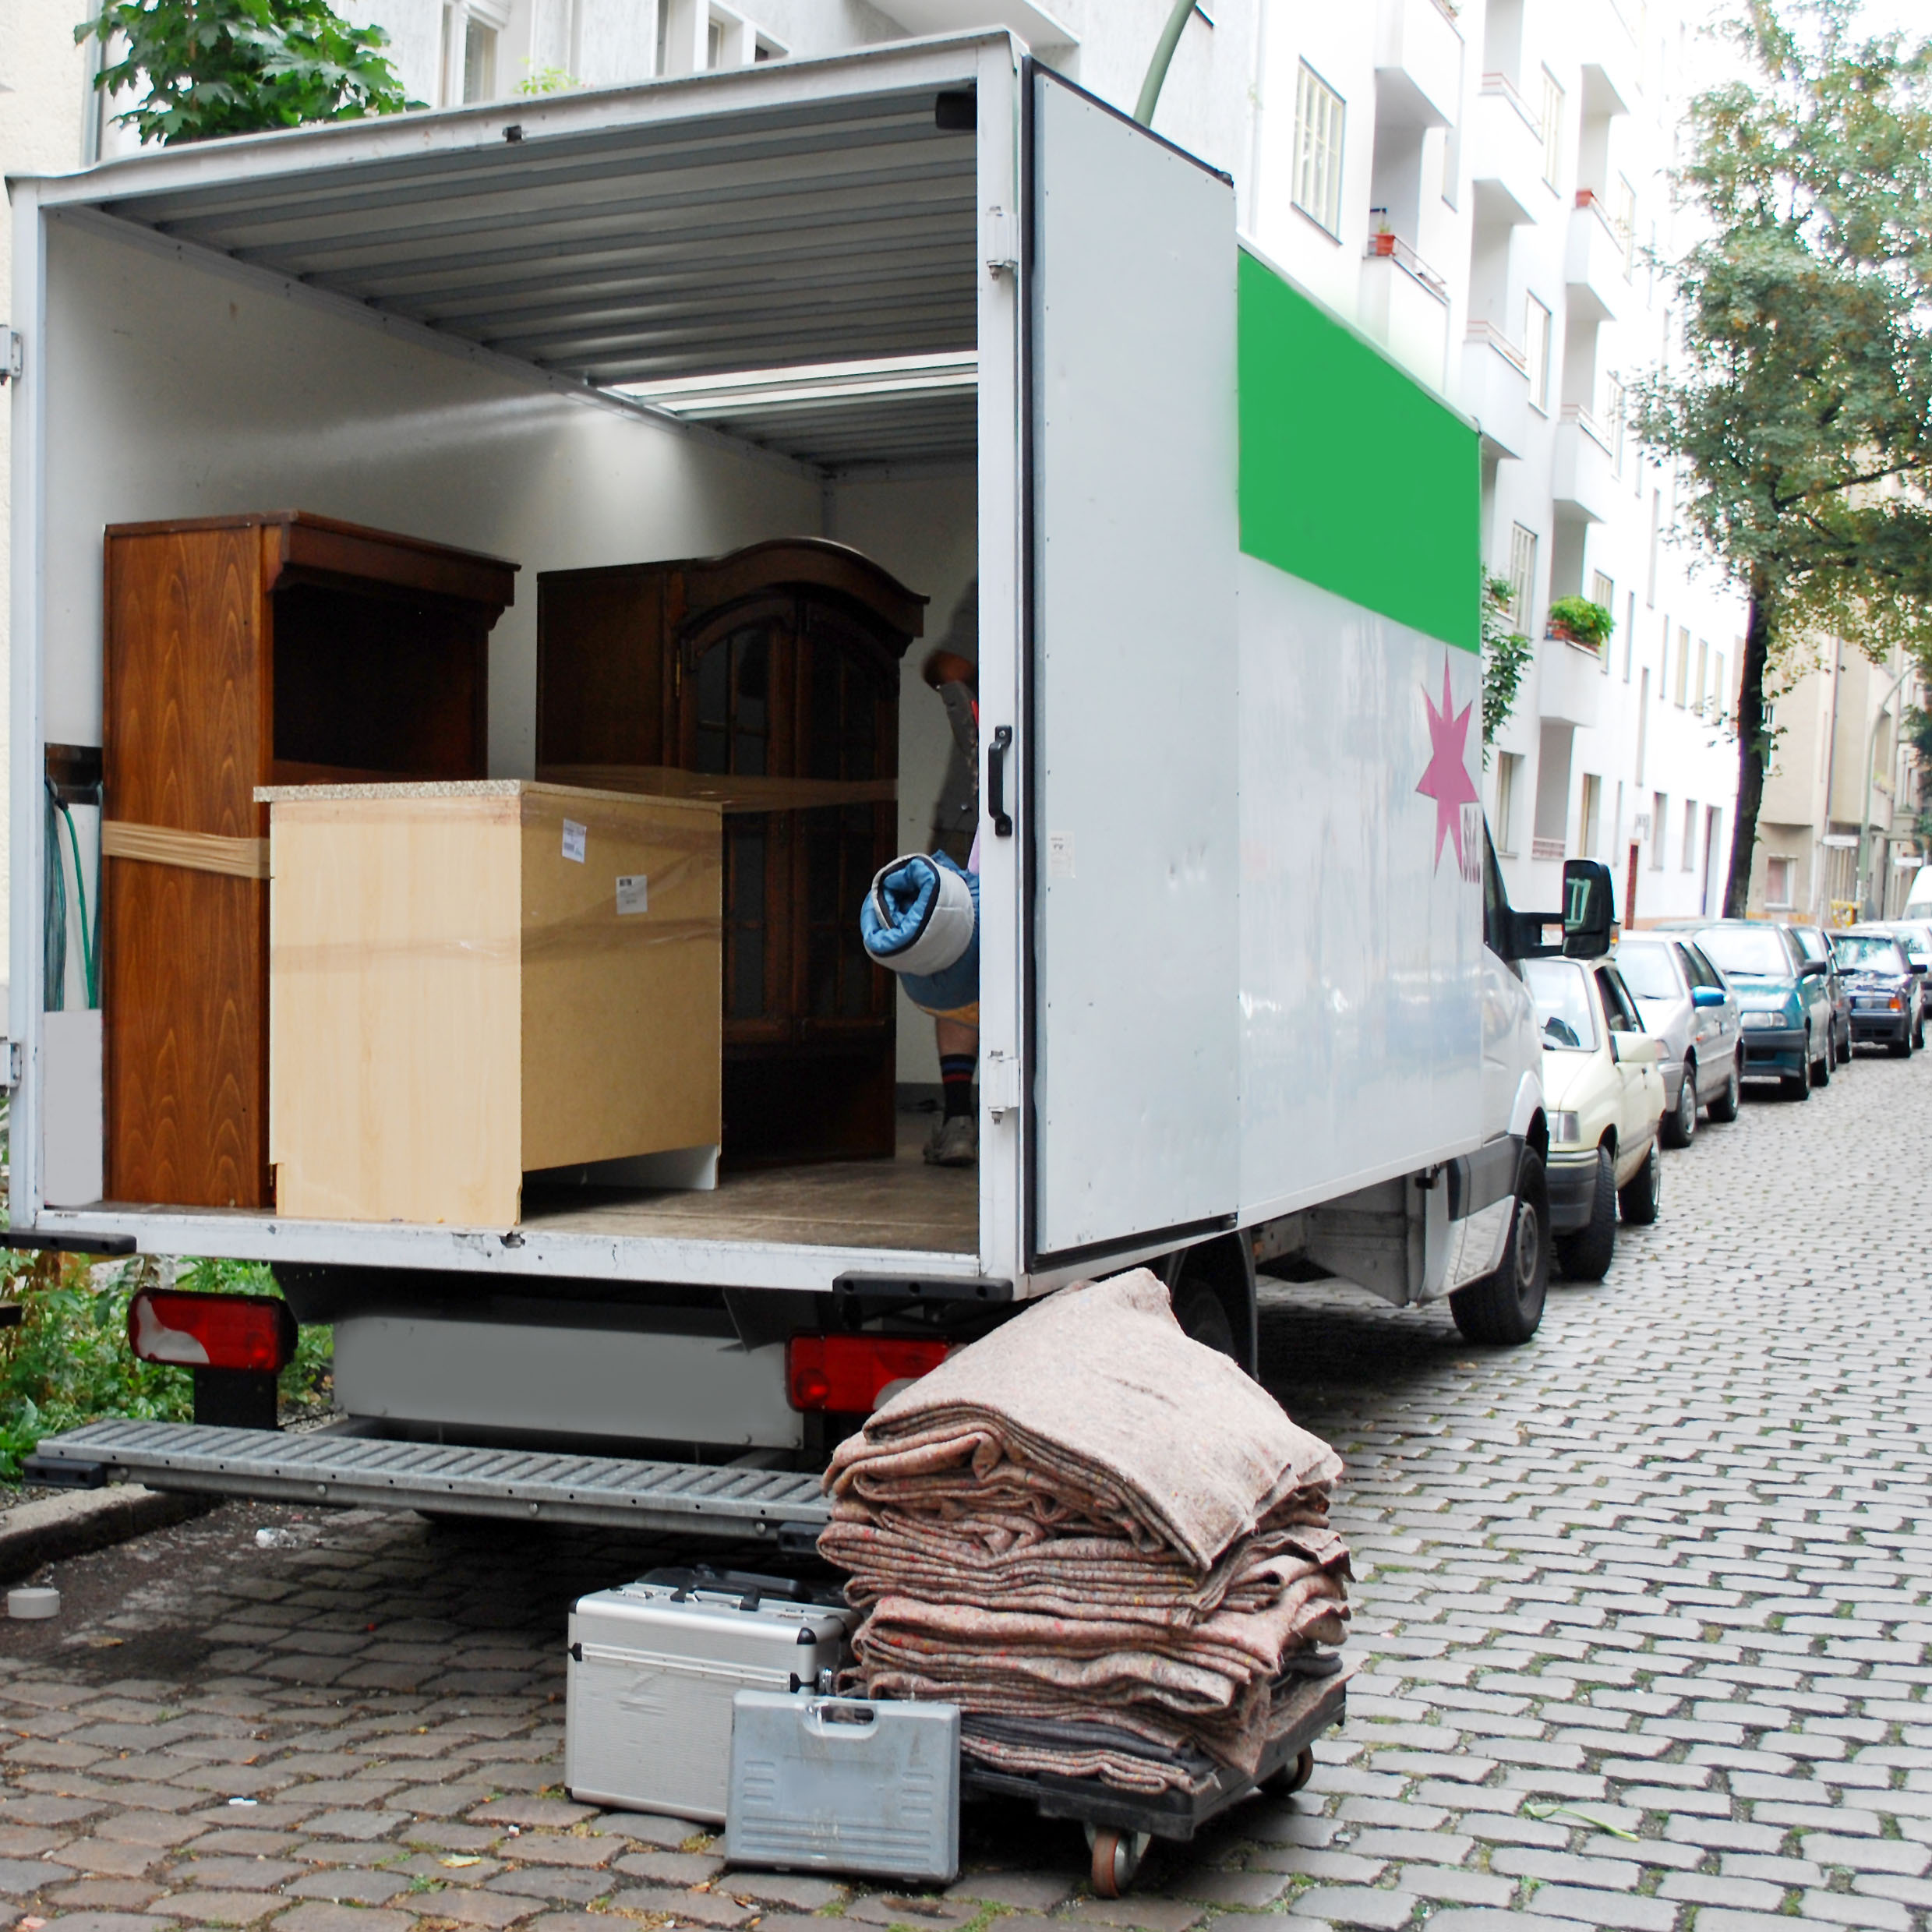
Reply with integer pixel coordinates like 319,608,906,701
1024,68,1239,1263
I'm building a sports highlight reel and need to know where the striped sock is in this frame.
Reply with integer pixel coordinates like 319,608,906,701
939,1053,977,1119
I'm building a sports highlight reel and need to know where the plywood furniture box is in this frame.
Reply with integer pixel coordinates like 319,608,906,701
101,512,516,1210
266,781,723,1227
535,538,924,1166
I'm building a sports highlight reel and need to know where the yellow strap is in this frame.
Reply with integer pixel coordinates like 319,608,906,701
102,820,270,881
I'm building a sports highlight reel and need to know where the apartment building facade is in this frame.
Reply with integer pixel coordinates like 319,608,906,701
30,0,1748,947
1746,641,1927,924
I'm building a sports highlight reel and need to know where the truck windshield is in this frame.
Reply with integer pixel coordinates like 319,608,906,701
1694,927,1789,979
1524,959,1598,1051
1612,945,1679,1001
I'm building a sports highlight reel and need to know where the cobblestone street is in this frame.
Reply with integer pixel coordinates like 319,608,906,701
5,1047,1932,1931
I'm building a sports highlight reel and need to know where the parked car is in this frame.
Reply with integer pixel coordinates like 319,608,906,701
1785,924,1853,1068
1665,920,1833,1099
1611,933,1743,1146
1521,955,1666,1280
1833,928,1922,1055
1873,919,1932,1011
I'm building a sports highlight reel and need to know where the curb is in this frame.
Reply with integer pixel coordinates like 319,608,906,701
0,1483,216,1583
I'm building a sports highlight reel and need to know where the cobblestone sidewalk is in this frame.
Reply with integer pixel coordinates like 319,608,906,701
3,1046,1930,1931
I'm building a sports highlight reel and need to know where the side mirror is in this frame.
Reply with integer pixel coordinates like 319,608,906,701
1913,962,1928,977
1798,958,1828,978
1690,985,1727,1008
1610,1032,1662,1065
1561,860,1616,959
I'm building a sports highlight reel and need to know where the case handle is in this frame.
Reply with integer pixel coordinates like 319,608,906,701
987,726,1013,838
806,1699,878,1736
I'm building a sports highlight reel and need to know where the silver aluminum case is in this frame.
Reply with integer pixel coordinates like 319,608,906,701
565,1581,857,1824
726,1691,959,1883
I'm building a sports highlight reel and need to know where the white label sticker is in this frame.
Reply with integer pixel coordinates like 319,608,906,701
1047,832,1075,879
616,874,649,917
561,819,587,864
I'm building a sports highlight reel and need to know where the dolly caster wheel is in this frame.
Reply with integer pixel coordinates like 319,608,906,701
1263,1746,1316,1796
1086,1825,1150,1897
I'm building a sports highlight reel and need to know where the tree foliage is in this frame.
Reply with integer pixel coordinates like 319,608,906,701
76,0,418,146
1631,0,1932,915
1481,570,1535,768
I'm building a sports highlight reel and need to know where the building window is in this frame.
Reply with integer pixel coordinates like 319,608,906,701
1293,62,1347,238
1674,625,1691,707
1650,791,1667,869
1581,773,1602,858
1495,751,1522,856
1765,855,1792,909
1694,638,1709,714
1604,374,1626,475
463,14,496,99
1624,590,1636,683
1713,651,1725,724
442,1,503,103
1524,296,1552,412
1591,571,1615,675
1540,69,1566,188
1682,799,1699,871
1507,524,1539,631
1647,488,1662,607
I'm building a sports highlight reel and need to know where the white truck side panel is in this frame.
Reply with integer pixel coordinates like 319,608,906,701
1029,74,1240,1258
1235,562,1485,1220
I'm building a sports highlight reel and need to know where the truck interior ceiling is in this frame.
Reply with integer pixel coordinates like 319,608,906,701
41,67,983,1259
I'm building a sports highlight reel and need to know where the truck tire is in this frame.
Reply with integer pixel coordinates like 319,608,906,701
1553,1146,1616,1282
1164,1236,1258,1376
1449,1150,1549,1347
1662,1061,1697,1148
1617,1142,1661,1225
1707,1055,1741,1121
1171,1280,1237,1358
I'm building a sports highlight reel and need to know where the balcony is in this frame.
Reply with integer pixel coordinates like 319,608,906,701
1537,635,1607,729
1458,323,1531,460
1552,406,1619,522
1469,76,1548,227
1566,191,1629,321
1359,233,1450,389
1375,0,1464,129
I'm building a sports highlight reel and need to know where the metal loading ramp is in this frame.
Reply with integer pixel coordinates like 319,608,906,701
28,1421,832,1540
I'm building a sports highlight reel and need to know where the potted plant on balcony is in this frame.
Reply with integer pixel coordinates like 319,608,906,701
1545,595,1614,653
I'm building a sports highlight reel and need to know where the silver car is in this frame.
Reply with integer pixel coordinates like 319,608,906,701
1610,933,1744,1146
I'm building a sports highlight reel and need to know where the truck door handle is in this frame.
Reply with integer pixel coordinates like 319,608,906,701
987,726,1013,838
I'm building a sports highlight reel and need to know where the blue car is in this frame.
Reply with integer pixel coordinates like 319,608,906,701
1662,920,1834,1100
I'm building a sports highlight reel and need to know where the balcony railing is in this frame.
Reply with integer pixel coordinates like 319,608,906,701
1531,836,1566,862
1466,320,1528,372
1559,401,1613,451
1365,227,1450,301
1480,69,1541,134
1575,185,1633,255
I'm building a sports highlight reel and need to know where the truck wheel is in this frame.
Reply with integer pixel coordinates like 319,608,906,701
1617,1142,1661,1226
1171,1280,1236,1359
1708,1056,1741,1121
1553,1146,1616,1281
1449,1150,1549,1346
1662,1063,1697,1148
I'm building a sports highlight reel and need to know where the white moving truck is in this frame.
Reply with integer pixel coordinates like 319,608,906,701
17,35,1567,1538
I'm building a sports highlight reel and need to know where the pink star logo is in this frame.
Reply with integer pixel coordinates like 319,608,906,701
1416,656,1480,874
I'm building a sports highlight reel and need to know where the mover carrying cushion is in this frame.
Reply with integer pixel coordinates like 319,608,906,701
566,1570,857,1824
726,1691,959,1882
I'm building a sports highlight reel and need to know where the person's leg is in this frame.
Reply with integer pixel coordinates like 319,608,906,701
927,1019,979,1165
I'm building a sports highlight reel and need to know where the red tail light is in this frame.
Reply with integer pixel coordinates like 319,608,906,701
786,1334,948,1413
128,1288,296,1373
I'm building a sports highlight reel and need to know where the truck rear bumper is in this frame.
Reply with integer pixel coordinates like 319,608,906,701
23,1420,830,1543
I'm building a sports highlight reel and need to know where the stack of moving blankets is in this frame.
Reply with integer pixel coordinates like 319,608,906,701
818,1269,1351,1795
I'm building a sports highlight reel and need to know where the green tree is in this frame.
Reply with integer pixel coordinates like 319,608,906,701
1631,0,1932,917
1481,570,1534,768
76,0,418,147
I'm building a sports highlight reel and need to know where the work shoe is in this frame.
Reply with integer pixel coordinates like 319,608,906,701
924,1114,977,1166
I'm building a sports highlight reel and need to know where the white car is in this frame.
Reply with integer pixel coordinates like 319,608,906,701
1522,955,1667,1281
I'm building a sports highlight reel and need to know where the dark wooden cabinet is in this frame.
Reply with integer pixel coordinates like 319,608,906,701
536,539,925,1164
102,513,516,1208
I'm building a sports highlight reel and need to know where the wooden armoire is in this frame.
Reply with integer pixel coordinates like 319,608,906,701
102,512,517,1209
535,539,926,1164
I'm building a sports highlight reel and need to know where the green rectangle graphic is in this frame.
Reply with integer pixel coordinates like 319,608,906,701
1237,247,1479,653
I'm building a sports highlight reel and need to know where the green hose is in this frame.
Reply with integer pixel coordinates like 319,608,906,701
56,796,97,1010
1134,0,1199,126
